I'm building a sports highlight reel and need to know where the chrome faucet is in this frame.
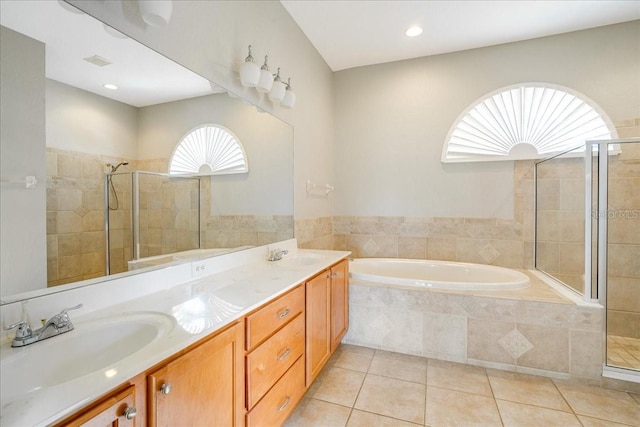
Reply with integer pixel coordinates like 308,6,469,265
268,248,289,261
3,304,82,347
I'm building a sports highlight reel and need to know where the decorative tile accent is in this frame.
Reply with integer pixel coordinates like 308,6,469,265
363,238,380,256
499,329,533,359
479,243,500,263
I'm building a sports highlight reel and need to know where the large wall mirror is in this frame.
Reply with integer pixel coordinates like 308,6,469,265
0,1,293,302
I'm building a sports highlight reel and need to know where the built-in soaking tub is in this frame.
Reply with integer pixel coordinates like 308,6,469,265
350,258,530,290
344,257,604,380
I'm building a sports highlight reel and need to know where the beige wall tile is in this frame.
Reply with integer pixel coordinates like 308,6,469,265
423,312,467,358
467,318,516,365
57,153,81,178
570,330,603,378
58,255,82,279
82,210,104,232
607,310,640,339
58,233,81,256
57,211,82,233
47,235,58,259
426,237,456,261
517,324,569,373
536,179,560,210
608,244,640,279
607,277,640,312
81,251,104,275
558,242,584,275
398,236,426,259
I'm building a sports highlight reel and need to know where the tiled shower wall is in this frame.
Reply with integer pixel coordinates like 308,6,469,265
47,148,117,286
607,140,640,339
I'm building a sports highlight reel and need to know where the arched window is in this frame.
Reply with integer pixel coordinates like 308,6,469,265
442,84,617,162
169,125,248,175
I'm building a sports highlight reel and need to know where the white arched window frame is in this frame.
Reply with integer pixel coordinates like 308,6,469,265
169,124,249,175
441,83,618,163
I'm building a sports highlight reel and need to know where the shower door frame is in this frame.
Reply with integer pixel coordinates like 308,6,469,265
585,138,640,379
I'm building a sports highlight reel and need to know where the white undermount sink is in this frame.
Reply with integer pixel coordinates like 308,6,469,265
1,311,175,403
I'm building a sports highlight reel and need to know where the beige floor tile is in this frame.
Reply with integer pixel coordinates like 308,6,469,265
329,344,375,372
307,367,366,407
346,409,421,427
555,381,640,425
496,399,581,427
426,386,502,427
427,359,492,397
577,415,634,427
284,398,351,427
354,374,426,424
487,369,571,412
368,350,428,384
631,393,640,405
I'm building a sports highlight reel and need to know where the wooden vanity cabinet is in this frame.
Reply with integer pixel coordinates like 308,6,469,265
305,259,349,386
147,321,244,427
56,384,139,427
330,259,349,353
245,285,306,427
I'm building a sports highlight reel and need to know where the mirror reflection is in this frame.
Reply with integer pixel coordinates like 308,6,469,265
0,1,293,300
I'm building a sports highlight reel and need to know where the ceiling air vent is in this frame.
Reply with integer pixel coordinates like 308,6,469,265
82,55,112,67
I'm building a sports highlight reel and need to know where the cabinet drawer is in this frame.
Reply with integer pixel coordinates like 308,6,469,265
246,356,305,427
246,285,304,350
246,313,304,409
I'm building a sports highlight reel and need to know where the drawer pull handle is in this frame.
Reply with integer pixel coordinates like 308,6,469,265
277,348,291,361
277,308,291,319
331,272,339,279
160,383,172,395
123,406,137,420
277,396,291,412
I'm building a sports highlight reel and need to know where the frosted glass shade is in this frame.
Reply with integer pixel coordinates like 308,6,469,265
139,1,173,27
282,88,296,109
269,80,286,103
240,61,260,88
256,69,274,93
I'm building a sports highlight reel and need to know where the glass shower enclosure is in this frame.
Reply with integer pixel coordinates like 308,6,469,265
535,138,639,376
105,171,201,275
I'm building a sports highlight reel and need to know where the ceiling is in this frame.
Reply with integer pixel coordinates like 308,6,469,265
280,0,640,71
0,0,217,107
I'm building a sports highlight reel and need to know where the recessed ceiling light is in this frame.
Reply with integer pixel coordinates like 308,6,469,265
103,84,118,90
405,26,423,37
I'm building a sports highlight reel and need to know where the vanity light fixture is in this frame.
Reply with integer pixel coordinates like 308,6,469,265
239,45,296,109
281,78,296,109
256,56,274,93
268,68,286,103
239,45,260,88
138,0,173,27
405,25,423,37
103,83,118,90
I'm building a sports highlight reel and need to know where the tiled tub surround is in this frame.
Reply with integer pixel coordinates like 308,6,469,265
0,240,350,426
344,272,605,381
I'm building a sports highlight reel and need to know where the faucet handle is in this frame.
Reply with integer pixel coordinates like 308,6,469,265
59,304,83,316
3,320,33,338
50,304,83,327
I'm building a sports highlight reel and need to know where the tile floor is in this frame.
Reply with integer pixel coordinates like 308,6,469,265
608,335,640,370
285,345,640,427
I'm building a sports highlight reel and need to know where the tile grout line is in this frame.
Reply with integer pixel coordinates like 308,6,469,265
484,368,506,427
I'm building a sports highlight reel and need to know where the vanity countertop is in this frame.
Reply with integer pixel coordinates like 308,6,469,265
0,247,350,427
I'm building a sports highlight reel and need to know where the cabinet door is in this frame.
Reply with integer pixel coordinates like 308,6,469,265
330,259,349,353
305,271,331,386
147,322,244,427
59,385,137,427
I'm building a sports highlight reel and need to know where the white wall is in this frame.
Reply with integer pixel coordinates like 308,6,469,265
46,79,138,159
138,94,293,214
334,21,640,218
0,27,47,296
69,0,334,220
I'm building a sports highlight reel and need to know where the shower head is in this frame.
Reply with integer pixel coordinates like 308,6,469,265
109,161,129,173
